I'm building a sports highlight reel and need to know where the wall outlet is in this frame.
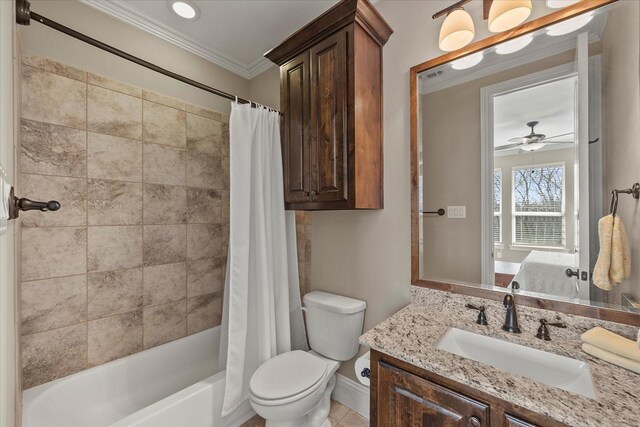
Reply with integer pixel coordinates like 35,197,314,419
447,206,466,219
495,250,502,259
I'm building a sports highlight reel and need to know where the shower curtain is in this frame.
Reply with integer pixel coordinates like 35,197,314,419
219,102,307,417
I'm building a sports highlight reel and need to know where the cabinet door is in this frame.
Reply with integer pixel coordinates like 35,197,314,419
281,52,311,204
377,361,489,427
309,30,348,203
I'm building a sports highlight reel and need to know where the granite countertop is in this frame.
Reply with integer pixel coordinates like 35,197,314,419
359,287,640,427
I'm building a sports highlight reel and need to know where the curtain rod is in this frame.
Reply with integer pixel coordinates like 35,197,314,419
15,0,279,112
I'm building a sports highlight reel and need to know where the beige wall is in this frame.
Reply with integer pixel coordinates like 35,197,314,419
21,0,250,115
249,66,281,109
602,0,640,304
420,51,575,285
19,56,230,388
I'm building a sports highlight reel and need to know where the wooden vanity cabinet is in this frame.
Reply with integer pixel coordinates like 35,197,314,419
371,350,567,427
265,0,392,210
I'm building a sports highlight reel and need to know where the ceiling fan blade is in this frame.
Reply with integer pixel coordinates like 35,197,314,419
495,143,523,151
508,137,526,143
542,132,574,141
544,140,574,144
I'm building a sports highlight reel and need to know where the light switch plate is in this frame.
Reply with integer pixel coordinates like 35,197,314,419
447,205,466,219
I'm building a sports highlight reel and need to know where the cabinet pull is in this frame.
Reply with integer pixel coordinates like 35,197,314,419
468,416,481,427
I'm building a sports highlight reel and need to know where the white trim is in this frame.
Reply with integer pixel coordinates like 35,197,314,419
80,0,276,79
480,61,577,286
331,373,370,420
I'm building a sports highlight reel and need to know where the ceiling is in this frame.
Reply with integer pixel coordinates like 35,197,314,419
493,77,576,152
82,0,340,79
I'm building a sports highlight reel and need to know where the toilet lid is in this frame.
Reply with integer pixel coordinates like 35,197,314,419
250,351,327,401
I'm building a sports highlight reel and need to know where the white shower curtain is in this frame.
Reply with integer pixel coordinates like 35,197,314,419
219,102,307,417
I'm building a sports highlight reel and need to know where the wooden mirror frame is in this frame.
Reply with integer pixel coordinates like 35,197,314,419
410,0,640,326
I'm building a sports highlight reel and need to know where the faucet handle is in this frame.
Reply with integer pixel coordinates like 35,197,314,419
535,319,567,341
465,304,488,326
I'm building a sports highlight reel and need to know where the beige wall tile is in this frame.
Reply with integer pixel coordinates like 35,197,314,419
21,227,87,281
88,226,143,272
187,151,219,190
186,113,223,155
22,54,87,82
143,101,186,148
187,257,224,298
187,223,224,260
20,174,87,227
22,323,87,389
143,184,187,224
87,73,142,97
186,103,228,123
187,292,222,334
186,188,221,224
21,275,87,335
88,311,142,366
20,119,86,178
88,85,142,139
22,66,86,129
143,225,186,266
143,300,186,348
143,90,185,111
88,179,142,225
88,268,143,320
88,132,142,182
143,143,186,186
143,262,186,307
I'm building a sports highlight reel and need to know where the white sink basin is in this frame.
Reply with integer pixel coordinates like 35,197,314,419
436,328,596,399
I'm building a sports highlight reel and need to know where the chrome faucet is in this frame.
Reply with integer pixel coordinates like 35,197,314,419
502,294,521,333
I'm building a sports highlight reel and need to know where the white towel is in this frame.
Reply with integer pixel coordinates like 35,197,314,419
593,214,631,290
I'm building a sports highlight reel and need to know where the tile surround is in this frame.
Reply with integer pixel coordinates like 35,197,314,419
18,55,312,390
19,55,231,388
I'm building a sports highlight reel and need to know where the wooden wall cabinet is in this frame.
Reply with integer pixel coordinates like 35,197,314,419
371,350,567,427
265,0,392,210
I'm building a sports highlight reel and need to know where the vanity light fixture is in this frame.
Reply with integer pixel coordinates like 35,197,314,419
451,51,484,70
168,0,200,20
546,12,594,36
488,0,532,33
495,33,534,54
433,0,476,52
439,8,476,52
546,0,581,8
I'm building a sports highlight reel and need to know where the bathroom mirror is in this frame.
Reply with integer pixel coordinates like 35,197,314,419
411,0,640,324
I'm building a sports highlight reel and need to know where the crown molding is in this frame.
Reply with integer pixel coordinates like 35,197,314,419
80,0,276,79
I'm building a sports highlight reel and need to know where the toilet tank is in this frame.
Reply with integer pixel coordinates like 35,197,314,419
303,291,366,361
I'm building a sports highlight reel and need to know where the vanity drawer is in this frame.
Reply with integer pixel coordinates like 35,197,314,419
504,414,539,427
376,360,489,426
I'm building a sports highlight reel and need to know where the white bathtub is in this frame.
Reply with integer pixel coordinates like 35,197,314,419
23,326,255,427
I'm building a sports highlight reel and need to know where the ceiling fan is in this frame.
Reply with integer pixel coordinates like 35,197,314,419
495,121,574,152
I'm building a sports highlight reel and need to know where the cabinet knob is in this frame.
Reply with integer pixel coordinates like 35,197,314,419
468,416,481,427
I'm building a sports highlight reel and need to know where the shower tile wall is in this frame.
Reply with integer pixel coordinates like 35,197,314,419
19,55,230,388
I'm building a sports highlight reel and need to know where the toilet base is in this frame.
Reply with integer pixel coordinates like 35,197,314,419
264,375,337,427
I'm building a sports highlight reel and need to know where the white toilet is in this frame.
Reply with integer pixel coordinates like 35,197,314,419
248,291,367,427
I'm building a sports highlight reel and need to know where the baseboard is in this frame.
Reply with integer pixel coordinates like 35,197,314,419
331,373,370,419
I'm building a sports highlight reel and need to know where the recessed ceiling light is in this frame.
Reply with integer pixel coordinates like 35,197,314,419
546,12,593,36
495,34,534,55
451,52,484,70
168,1,200,20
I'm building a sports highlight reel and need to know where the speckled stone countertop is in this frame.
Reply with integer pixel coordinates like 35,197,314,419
359,286,640,427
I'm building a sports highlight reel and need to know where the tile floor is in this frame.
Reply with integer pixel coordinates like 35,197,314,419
241,400,368,426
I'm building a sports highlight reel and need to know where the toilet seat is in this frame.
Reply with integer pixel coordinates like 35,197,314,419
249,351,327,406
